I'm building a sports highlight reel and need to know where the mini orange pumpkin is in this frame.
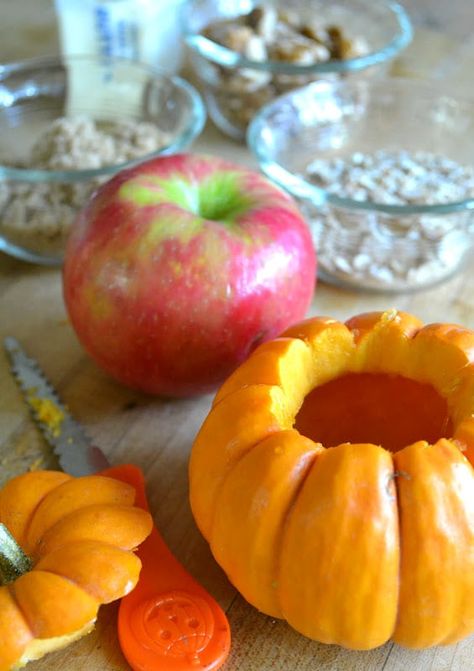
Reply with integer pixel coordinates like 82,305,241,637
189,310,474,650
0,471,153,670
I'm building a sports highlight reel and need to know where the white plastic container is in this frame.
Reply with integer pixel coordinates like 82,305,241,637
54,0,184,74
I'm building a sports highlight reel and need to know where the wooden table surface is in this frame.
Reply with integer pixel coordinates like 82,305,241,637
1,2,474,670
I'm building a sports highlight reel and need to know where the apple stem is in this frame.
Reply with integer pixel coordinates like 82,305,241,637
0,523,32,585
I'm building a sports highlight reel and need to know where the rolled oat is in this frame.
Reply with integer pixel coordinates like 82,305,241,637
301,150,474,290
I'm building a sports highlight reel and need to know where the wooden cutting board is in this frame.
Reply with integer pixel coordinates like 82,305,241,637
2,260,474,671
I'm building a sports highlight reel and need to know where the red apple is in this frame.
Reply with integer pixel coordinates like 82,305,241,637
63,153,316,396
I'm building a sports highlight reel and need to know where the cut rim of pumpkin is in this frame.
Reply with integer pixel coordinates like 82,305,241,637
18,620,96,667
212,310,474,459
191,310,474,539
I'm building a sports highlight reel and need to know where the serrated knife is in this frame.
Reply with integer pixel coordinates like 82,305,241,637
4,336,231,671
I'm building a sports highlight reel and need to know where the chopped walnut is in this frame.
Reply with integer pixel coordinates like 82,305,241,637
197,3,370,136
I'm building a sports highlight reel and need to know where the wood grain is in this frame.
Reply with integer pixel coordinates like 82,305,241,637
1,2,474,669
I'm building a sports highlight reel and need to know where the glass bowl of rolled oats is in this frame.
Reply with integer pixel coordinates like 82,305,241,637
0,56,206,265
182,0,412,140
248,77,474,292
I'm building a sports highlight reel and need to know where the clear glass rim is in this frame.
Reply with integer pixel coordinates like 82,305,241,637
182,0,413,75
0,235,63,266
0,55,207,182
247,78,474,215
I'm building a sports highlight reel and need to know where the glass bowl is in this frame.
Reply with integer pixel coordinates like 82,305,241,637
0,56,206,266
182,0,412,140
247,77,474,292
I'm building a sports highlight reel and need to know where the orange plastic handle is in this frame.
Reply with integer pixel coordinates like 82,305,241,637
101,464,231,671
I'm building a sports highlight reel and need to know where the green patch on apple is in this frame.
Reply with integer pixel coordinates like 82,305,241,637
120,171,252,224
145,214,203,248
198,172,253,223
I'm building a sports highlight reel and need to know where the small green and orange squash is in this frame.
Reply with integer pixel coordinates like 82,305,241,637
189,310,474,650
0,471,153,670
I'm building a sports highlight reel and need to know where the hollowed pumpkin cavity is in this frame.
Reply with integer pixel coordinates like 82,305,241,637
295,372,453,453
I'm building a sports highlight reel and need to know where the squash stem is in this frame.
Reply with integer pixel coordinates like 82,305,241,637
0,523,32,585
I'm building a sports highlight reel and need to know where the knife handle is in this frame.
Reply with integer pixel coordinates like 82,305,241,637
100,464,231,671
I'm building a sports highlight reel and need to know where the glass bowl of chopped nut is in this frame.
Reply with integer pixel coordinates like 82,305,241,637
248,77,474,292
182,0,412,140
0,56,206,266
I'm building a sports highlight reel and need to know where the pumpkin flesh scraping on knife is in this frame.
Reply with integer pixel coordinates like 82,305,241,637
2,337,231,671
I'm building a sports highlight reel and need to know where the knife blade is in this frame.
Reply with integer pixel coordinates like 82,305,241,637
3,336,231,671
4,336,109,475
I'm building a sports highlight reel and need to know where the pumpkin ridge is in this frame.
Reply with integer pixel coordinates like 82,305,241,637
212,382,274,410
391,440,438,644
24,476,136,554
213,336,315,413
35,540,142,603
209,429,322,616
440,454,474,645
284,321,356,394
392,438,474,647
436,440,474,647
11,570,99,639
391,441,441,648
0,586,33,671
203,382,304,537
388,448,404,642
205,428,286,539
6,580,47,639
5,582,35,628
17,568,97,604
273,442,323,616
189,384,290,538
34,503,153,558
0,471,72,548
278,443,399,648
409,322,474,400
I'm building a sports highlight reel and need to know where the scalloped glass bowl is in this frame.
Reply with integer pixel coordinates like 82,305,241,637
0,56,206,266
182,0,412,140
247,77,474,292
